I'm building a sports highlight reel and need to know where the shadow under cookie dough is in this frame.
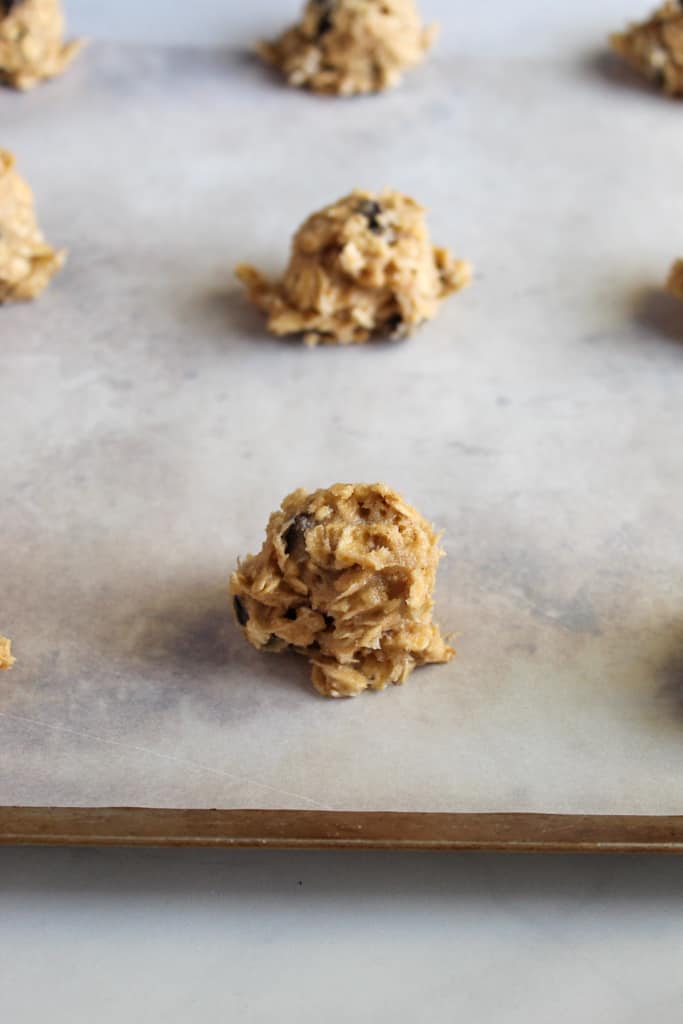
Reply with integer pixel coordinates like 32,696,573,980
108,577,313,700
188,286,417,351
657,642,683,723
632,286,683,345
182,286,308,349
582,50,664,97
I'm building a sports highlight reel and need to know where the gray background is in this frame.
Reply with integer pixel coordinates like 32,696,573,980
2,2,683,1020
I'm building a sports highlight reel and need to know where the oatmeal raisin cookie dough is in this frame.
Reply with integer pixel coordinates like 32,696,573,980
667,258,683,298
230,483,454,698
0,636,15,670
610,2,683,96
236,188,471,346
0,148,65,303
0,0,81,90
258,0,437,95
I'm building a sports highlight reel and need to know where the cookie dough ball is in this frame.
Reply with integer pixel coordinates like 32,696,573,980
0,0,81,90
610,2,683,96
258,0,437,96
0,636,15,670
236,189,471,346
0,149,65,303
667,258,683,298
230,483,454,698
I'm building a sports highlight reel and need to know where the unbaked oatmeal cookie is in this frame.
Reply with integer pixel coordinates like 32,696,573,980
230,483,454,698
0,636,15,670
236,188,471,346
0,0,81,90
257,0,437,95
610,2,683,95
0,148,65,303
667,258,683,298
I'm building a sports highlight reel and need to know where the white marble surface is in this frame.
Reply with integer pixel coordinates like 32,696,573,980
2,846,683,1022
2,3,683,1020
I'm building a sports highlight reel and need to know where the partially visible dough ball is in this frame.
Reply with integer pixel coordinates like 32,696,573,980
0,149,65,303
610,2,683,96
667,258,683,298
0,0,81,90
0,635,15,670
257,0,437,96
236,188,471,346
230,483,454,698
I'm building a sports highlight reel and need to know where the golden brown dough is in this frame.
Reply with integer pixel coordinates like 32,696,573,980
257,0,437,95
0,636,15,670
610,2,683,95
0,0,81,90
230,483,454,698
667,258,683,298
0,148,65,303
236,188,471,346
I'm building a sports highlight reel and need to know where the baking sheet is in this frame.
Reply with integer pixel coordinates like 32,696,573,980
1,38,683,816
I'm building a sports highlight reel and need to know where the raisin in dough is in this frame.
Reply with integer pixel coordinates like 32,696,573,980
667,258,683,298
0,636,15,670
257,0,437,95
0,0,81,90
236,189,471,346
610,2,683,95
0,148,65,303
230,483,454,698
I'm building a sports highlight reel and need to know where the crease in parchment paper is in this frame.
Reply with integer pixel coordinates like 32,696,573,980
0,711,328,809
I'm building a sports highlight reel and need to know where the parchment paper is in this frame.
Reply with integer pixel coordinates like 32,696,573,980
1,38,682,814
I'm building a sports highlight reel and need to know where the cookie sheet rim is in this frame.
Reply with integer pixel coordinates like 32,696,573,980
1,806,682,853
